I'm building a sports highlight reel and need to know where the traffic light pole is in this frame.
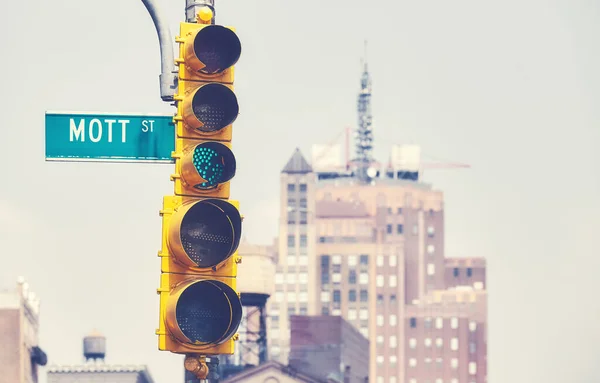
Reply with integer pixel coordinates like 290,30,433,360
184,355,220,383
140,0,177,102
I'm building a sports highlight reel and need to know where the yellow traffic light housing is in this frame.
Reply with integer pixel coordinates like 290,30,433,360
157,6,243,356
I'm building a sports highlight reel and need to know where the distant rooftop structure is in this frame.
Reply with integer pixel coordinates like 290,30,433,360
282,148,313,174
47,334,154,383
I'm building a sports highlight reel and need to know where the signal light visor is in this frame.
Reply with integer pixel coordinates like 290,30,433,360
166,279,243,345
167,199,242,269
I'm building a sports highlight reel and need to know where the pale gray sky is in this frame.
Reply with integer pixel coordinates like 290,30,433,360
1,1,599,382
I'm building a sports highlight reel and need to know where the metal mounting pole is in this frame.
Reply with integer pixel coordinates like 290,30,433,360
186,0,216,23
141,0,178,102
184,355,220,383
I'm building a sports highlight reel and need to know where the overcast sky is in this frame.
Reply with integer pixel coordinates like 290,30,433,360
1,1,599,383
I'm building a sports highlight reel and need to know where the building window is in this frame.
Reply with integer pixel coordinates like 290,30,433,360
360,290,368,302
359,309,368,320
299,183,307,192
321,273,329,284
299,211,307,224
360,328,368,338
359,272,369,284
435,379,443,383
409,358,417,367
386,224,392,234
469,362,477,375
424,317,432,328
298,292,308,302
412,224,418,235
287,235,295,247
427,226,435,237
436,357,443,369
424,338,432,347
349,270,357,284
287,184,295,192
377,315,384,326
451,338,459,351
376,355,384,365
427,244,435,254
322,307,329,315
410,317,417,328
376,275,384,287
453,267,459,277
348,309,357,320
299,306,307,315
451,317,459,329
377,294,384,305
436,338,443,348
435,317,443,329
288,305,296,315
427,264,435,276
332,254,342,264
469,342,476,354
298,255,308,266
377,255,384,266
320,292,330,302
332,273,341,283
408,338,416,348
469,321,477,332
348,290,356,302
390,336,397,348
299,235,307,247
360,254,369,265
287,198,296,208
275,273,284,284
299,198,307,208
389,275,397,287
467,267,473,277
389,255,397,266
390,357,397,367
397,207,403,214
390,294,397,304
390,315,397,326
451,358,458,369
333,290,341,303
348,255,357,266
397,224,403,234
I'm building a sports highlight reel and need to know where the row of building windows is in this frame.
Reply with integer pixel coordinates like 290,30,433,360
322,270,369,285
322,254,370,266
376,377,475,383
408,360,478,374
453,267,474,277
287,235,308,247
405,379,476,383
409,317,478,331
409,337,460,351
287,183,308,192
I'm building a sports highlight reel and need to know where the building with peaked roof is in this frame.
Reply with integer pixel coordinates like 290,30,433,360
222,360,325,383
268,147,488,383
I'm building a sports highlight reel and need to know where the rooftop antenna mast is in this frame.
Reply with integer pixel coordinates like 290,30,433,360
354,40,374,183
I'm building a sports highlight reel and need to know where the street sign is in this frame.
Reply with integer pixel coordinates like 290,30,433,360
45,111,175,163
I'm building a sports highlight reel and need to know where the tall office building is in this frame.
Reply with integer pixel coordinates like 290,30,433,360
0,278,47,383
268,147,487,383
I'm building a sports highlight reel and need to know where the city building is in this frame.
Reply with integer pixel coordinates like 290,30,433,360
47,331,154,383
267,52,487,383
0,277,47,383
289,315,369,383
221,239,277,379
222,360,324,383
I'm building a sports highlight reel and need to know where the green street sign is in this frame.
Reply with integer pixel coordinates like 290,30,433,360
45,111,175,163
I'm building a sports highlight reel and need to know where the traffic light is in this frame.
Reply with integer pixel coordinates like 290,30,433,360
156,7,243,355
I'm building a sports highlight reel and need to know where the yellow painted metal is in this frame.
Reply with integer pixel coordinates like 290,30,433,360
158,17,242,356
156,272,239,355
158,195,241,276
196,7,213,24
